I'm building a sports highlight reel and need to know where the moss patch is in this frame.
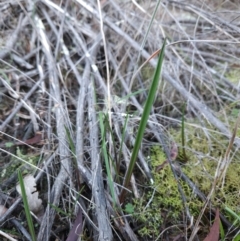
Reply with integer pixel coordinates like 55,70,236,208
134,119,240,238
1,147,39,189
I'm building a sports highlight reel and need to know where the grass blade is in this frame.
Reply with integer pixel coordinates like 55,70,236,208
117,113,129,171
180,103,188,162
224,206,240,225
119,38,167,203
17,171,36,241
99,112,117,206
65,125,76,155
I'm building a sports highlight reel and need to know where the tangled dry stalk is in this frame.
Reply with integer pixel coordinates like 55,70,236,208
0,0,240,240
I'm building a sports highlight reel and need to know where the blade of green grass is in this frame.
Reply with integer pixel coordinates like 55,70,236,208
49,203,72,217
233,234,240,241
224,206,240,225
130,0,162,91
65,126,82,190
65,126,76,154
117,113,129,172
99,112,117,206
17,171,36,241
219,220,225,241
102,113,119,170
119,38,167,203
121,89,146,102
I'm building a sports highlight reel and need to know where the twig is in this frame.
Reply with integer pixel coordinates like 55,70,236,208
0,230,18,241
76,62,90,169
32,13,72,241
0,79,44,132
0,14,25,59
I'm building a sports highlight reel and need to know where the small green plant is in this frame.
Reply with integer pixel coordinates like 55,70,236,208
124,203,135,214
99,113,117,206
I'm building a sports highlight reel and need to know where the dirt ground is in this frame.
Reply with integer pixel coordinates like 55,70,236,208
0,0,240,240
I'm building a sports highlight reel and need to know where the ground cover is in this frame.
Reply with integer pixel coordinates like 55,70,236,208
0,0,240,240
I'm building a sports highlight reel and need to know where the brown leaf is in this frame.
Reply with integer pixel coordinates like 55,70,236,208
203,209,220,241
0,132,43,148
156,142,178,172
66,209,83,241
18,132,43,146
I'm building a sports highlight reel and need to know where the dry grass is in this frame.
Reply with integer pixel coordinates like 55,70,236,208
0,0,240,240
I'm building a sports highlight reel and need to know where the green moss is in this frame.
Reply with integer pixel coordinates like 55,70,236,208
1,147,39,184
171,121,240,214
134,119,240,238
134,147,189,238
141,64,155,81
225,68,240,84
